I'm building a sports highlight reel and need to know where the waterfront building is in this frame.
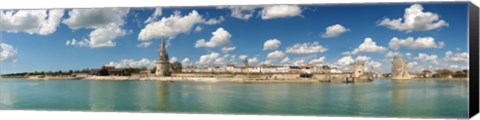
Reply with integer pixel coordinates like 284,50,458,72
182,66,199,73
259,64,278,73
391,54,411,80
245,66,261,73
179,63,346,74
155,37,171,76
351,61,365,77
289,66,301,73
202,66,221,72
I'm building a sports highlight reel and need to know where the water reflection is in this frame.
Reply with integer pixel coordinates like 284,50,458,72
155,81,169,111
390,80,408,116
89,81,115,111
0,80,16,109
0,78,469,118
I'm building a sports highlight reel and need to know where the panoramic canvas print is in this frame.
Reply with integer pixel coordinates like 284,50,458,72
0,2,472,119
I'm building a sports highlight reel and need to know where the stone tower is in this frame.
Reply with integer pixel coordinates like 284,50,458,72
155,36,171,76
391,54,411,80
351,61,365,78
243,58,249,67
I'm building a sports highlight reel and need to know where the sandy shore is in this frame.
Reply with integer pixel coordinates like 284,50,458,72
26,75,84,80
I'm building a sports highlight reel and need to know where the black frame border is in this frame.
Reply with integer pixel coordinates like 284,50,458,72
469,1,479,118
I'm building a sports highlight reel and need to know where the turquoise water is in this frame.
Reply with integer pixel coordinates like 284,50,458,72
0,78,469,118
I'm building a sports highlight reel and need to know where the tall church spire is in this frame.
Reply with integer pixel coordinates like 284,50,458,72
156,36,171,76
159,36,168,61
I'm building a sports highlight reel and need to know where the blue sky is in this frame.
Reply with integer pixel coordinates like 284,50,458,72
0,2,470,74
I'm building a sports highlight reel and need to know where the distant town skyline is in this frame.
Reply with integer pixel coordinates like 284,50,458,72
0,3,470,74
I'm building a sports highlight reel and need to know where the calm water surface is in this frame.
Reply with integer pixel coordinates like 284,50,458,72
0,78,469,118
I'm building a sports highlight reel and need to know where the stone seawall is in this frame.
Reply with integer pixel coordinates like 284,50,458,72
171,73,359,82
24,73,375,83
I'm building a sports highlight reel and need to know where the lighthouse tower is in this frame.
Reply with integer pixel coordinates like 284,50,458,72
155,36,171,76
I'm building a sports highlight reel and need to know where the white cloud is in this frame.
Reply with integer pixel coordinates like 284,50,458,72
228,6,257,20
406,52,412,59
407,52,467,72
238,55,248,60
63,8,129,48
226,54,236,64
136,42,152,48
197,52,221,65
260,5,302,19
248,57,259,64
105,58,156,68
280,57,290,64
262,59,273,65
407,61,419,70
444,50,468,63
335,56,380,71
0,9,64,35
221,46,236,53
414,53,439,65
181,58,192,66
204,16,225,25
309,56,326,64
65,38,89,47
355,55,371,62
87,25,126,48
66,25,126,48
285,42,327,54
169,57,178,63
445,51,453,57
385,51,401,58
389,37,444,50
343,38,387,55
0,43,18,62
321,24,350,38
366,61,382,69
138,10,223,41
213,54,230,65
449,65,459,70
267,50,285,59
195,27,232,48
263,38,281,50
378,4,448,32
144,7,162,24
194,26,202,32
293,59,305,66
336,56,354,66
63,8,129,29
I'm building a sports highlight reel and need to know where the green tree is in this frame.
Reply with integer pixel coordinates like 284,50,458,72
171,61,182,72
453,70,467,78
435,69,453,78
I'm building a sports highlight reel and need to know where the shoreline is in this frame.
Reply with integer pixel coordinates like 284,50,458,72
9,75,468,83
5,75,469,84
81,76,334,83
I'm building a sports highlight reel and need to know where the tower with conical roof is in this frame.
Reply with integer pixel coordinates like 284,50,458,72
155,36,171,76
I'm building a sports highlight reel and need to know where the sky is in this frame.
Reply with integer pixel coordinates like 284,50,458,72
0,2,470,74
